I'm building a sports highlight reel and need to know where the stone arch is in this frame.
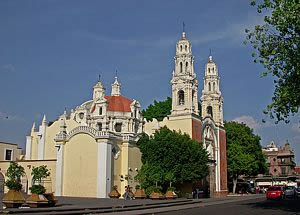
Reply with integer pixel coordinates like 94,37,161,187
0,172,4,193
67,126,97,141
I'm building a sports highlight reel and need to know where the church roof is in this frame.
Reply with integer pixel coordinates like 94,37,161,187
105,96,132,112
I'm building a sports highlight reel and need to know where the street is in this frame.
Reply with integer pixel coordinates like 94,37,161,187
159,197,300,215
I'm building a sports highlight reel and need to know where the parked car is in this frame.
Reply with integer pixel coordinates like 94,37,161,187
296,187,300,198
266,186,284,200
283,186,296,199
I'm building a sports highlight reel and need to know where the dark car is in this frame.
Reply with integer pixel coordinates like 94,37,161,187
266,186,284,200
283,186,296,199
295,187,300,198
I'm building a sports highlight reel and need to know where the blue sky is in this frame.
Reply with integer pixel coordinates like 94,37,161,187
0,0,299,162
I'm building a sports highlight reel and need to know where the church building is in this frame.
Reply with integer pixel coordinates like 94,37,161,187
144,31,227,197
0,30,227,198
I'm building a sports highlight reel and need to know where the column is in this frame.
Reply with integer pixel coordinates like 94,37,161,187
55,144,65,196
120,141,129,195
25,136,32,160
97,140,112,198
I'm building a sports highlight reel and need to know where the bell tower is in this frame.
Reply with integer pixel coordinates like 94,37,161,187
170,31,198,116
201,55,224,126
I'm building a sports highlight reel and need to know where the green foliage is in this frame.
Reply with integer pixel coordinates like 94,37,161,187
136,127,209,192
5,179,22,191
225,121,267,178
142,97,172,121
145,185,162,196
30,165,50,195
31,165,50,184
167,186,176,191
142,97,202,121
30,184,46,194
5,162,25,191
245,0,300,123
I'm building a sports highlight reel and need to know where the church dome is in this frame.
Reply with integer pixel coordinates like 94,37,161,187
105,95,132,112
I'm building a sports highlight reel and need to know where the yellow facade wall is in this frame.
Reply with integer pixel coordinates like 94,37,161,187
63,133,98,197
144,114,193,138
0,160,56,194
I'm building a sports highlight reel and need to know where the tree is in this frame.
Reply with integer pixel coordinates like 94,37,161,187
30,165,50,194
5,162,25,191
142,97,172,121
225,121,267,194
142,97,202,121
245,0,300,123
136,127,209,194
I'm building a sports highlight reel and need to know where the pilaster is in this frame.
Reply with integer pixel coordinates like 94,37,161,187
25,136,32,160
55,143,65,196
96,139,112,198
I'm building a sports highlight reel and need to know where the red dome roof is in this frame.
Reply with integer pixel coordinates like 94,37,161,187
104,96,132,112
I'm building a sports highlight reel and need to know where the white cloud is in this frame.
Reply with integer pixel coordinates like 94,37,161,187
233,115,261,131
0,64,16,73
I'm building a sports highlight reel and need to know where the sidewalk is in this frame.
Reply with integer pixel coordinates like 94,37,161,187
1,194,265,215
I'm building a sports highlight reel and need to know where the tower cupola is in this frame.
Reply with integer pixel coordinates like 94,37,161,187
111,76,121,96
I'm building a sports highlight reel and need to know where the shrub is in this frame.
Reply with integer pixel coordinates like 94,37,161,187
30,184,46,194
5,162,25,191
167,187,176,192
5,179,22,191
145,186,162,196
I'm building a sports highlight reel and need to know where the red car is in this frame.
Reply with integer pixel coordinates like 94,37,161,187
266,186,284,200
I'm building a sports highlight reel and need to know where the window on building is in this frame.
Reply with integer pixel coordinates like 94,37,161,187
208,82,211,91
114,123,122,132
185,62,188,72
5,149,12,161
208,68,210,73
180,45,182,51
213,82,215,91
273,158,276,162
207,106,213,118
185,45,187,51
281,158,285,164
79,112,84,119
98,123,102,131
281,167,286,175
180,62,183,73
99,107,103,115
178,90,185,105
274,168,277,173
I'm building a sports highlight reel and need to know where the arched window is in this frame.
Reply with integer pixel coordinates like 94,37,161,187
213,82,215,91
208,82,211,91
180,62,183,73
180,45,182,51
185,62,188,72
185,45,187,51
178,90,185,105
114,123,122,132
99,107,102,115
212,67,215,73
207,106,213,117
98,123,102,131
208,68,210,73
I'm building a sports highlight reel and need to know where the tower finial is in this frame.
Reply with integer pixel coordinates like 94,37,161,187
209,48,212,56
115,69,118,78
182,22,186,39
98,74,101,81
